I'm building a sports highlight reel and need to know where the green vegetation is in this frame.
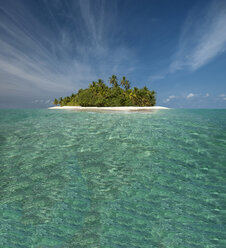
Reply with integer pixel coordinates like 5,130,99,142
54,75,156,107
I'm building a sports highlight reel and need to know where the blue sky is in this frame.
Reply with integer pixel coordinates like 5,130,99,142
0,0,226,108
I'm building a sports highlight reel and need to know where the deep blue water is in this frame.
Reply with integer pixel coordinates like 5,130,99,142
0,109,226,247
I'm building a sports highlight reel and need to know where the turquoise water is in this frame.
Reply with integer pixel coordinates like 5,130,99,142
0,109,226,248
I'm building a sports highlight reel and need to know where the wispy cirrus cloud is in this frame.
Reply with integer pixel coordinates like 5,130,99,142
148,74,165,82
170,0,226,72
0,0,135,106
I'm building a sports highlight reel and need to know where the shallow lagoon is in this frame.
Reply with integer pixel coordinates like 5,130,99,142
0,109,226,247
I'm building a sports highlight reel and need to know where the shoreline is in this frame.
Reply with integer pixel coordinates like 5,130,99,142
48,106,170,111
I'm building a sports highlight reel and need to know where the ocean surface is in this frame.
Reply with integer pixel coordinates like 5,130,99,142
0,109,226,248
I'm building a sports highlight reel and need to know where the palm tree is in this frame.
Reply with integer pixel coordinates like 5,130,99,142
59,97,63,106
89,81,98,93
109,75,118,87
97,79,104,88
89,81,97,89
53,98,58,105
120,76,130,90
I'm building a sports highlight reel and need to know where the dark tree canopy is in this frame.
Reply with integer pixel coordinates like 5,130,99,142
54,75,156,107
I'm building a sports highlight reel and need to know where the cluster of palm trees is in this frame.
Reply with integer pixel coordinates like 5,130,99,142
53,75,156,107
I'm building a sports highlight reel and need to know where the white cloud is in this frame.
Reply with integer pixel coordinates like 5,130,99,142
45,99,51,104
186,93,196,99
219,94,226,100
205,93,210,97
32,99,52,105
170,0,226,72
165,95,176,102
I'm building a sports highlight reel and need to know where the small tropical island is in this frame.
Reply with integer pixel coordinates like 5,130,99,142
53,75,156,107
50,75,169,111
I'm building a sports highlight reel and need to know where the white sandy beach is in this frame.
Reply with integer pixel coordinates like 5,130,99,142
48,106,170,111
